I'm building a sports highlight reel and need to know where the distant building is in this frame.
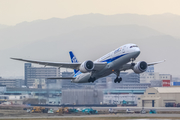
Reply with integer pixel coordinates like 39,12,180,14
61,72,73,88
33,79,46,89
150,80,162,87
160,74,172,81
96,72,140,84
25,63,61,87
103,94,139,104
146,65,154,73
172,77,180,82
0,85,6,94
138,87,180,107
96,82,150,90
0,94,30,105
0,77,24,88
61,89,103,104
140,72,159,83
140,72,172,83
121,72,140,83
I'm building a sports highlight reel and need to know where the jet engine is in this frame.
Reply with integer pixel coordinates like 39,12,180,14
133,61,148,74
79,60,94,73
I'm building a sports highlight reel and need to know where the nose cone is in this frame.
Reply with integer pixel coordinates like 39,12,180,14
133,47,140,57
136,50,140,56
135,47,140,52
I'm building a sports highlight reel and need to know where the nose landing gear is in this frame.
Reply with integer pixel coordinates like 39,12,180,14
130,58,135,63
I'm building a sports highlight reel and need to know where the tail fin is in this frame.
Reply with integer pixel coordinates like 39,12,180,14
69,51,79,74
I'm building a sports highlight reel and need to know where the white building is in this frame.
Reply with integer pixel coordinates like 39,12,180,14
140,72,172,83
0,94,30,105
33,79,46,89
0,78,24,88
25,63,61,87
103,94,139,104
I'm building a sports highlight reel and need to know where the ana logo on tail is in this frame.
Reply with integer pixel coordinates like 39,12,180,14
72,56,78,63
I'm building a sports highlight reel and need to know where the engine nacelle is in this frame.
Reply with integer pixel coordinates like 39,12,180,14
79,60,94,73
133,61,148,74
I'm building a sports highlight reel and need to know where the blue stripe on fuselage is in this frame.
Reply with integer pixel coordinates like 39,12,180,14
101,53,127,63
74,71,82,77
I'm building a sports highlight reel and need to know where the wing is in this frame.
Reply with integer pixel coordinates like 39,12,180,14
11,58,107,71
120,60,166,71
11,58,81,69
47,77,76,79
147,60,166,66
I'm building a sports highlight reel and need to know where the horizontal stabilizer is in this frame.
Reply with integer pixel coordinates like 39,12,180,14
46,77,76,79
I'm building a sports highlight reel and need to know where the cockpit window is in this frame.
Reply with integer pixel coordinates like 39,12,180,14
130,45,138,48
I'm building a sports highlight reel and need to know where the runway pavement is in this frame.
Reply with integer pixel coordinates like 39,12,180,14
1,106,180,119
92,106,180,111
43,106,180,111
1,114,180,119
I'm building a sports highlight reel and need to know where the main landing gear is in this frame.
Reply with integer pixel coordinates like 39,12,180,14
88,77,95,83
114,70,122,83
114,77,122,83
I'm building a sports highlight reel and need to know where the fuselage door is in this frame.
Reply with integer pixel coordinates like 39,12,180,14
122,46,126,53
110,51,114,62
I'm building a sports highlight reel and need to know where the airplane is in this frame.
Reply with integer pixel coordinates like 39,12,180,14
11,43,165,83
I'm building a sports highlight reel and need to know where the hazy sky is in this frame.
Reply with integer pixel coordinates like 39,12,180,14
1,0,180,25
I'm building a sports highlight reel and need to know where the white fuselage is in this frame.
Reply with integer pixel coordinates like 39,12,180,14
72,44,140,83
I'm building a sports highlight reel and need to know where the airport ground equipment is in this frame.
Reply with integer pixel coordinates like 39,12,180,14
27,109,31,113
121,100,136,106
62,107,69,113
48,108,54,113
43,108,49,113
126,108,134,114
82,108,98,114
176,103,180,107
31,107,47,113
108,108,117,114
121,100,127,106
149,109,156,114
0,99,7,104
56,107,69,114
68,108,79,113
165,102,176,107
56,108,62,114
77,108,82,111
141,108,146,114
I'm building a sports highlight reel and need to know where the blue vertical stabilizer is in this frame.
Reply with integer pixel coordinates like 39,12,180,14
69,51,79,74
